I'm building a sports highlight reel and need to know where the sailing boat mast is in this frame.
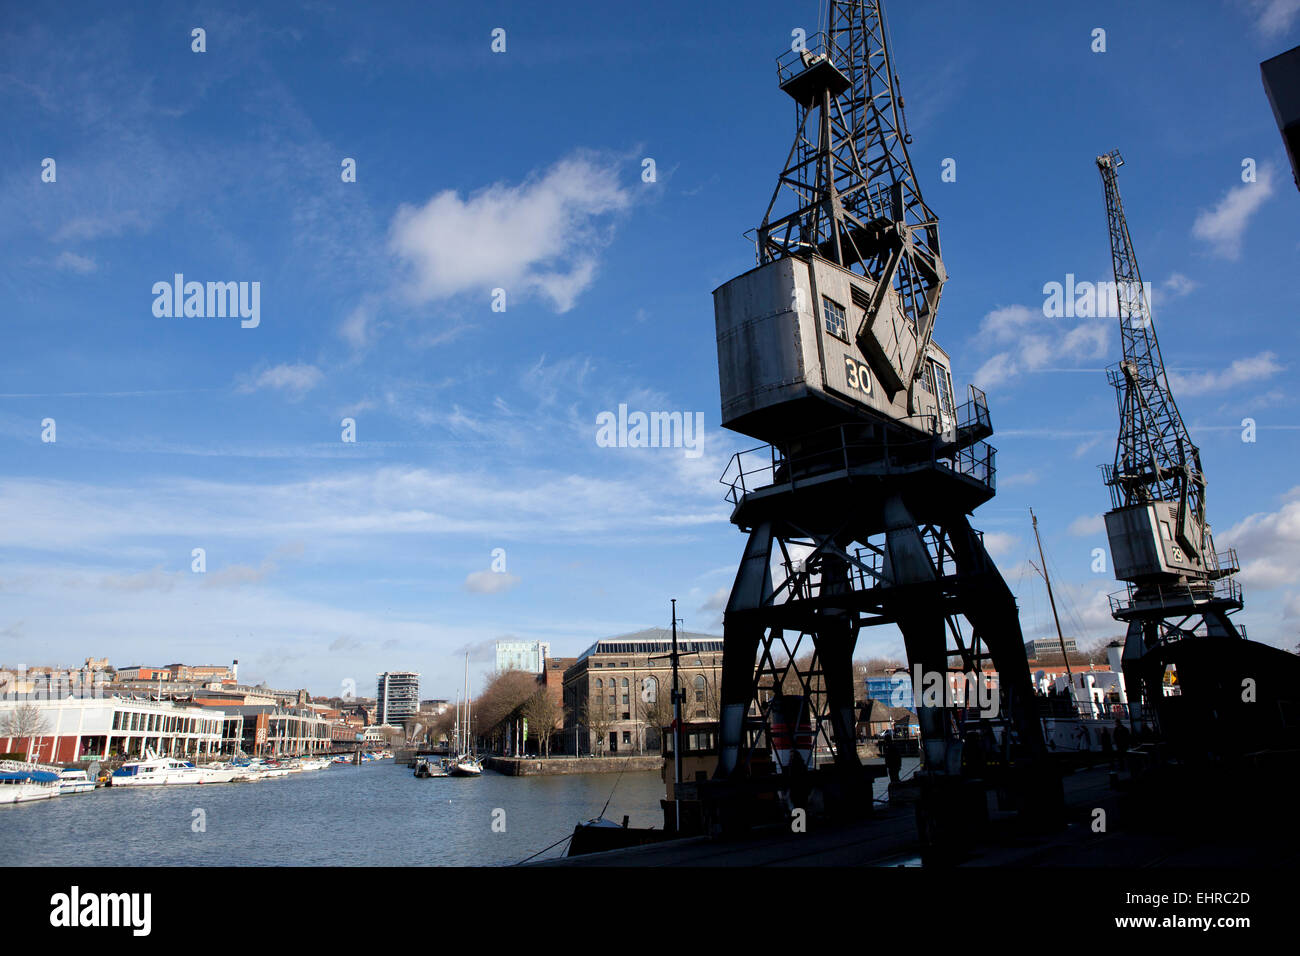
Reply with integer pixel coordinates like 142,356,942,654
463,651,471,756
1030,508,1075,701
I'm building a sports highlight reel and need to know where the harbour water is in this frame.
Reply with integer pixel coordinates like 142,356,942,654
2,756,921,866
0,761,668,866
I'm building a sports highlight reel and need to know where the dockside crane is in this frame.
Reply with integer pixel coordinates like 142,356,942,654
703,0,1061,842
1095,152,1246,735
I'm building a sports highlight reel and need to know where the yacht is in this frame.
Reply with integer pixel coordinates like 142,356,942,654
0,764,60,804
110,750,216,787
449,756,484,777
57,768,95,794
195,763,240,783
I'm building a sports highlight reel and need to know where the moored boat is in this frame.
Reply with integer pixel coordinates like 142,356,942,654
57,768,96,794
0,762,60,804
110,750,225,786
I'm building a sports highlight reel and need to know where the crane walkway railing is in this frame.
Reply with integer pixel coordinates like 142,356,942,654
1108,577,1244,617
721,420,996,507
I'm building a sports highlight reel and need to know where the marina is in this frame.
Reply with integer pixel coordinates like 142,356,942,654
0,759,670,867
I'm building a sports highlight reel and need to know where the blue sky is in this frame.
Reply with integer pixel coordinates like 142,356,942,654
2,0,1298,700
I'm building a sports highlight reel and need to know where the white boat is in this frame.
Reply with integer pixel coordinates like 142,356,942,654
447,653,483,777
195,764,240,783
0,762,60,804
57,768,96,794
449,757,483,777
110,750,226,786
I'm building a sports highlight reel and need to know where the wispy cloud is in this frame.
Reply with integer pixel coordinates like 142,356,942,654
974,303,1110,390
236,363,324,399
1192,165,1275,259
1168,351,1283,395
1068,514,1105,536
54,250,97,274
1159,273,1198,298
463,570,520,595
1243,0,1300,36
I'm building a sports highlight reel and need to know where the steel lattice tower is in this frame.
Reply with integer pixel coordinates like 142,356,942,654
707,0,1059,838
1095,151,1243,728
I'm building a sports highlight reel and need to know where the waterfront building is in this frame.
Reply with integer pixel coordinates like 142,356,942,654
495,640,550,674
0,696,225,763
113,665,174,682
1023,638,1079,660
164,661,238,683
562,628,723,756
376,672,420,727
214,704,334,757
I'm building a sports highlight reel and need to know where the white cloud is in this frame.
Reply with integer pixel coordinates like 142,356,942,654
973,303,1108,391
236,363,324,399
1073,436,1105,459
1068,514,1105,536
340,302,374,349
974,351,1019,390
1245,0,1300,35
1000,470,1040,488
1159,273,1198,298
54,251,97,274
983,532,1020,558
463,570,520,595
700,586,729,612
388,152,632,313
1219,489,1300,590
979,304,1039,341
1192,165,1275,259
1168,351,1283,396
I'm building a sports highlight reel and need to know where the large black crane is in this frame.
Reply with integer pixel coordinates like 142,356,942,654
1095,152,1247,738
706,0,1060,843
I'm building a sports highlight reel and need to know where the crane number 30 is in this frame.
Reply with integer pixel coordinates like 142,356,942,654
844,356,872,395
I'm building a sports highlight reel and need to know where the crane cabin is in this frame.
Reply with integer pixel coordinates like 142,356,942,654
714,252,958,446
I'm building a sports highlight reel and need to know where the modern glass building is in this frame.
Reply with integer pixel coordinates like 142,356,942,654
495,640,550,674
376,671,420,727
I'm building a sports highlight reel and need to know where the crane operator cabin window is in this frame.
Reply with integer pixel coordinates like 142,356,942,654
822,296,848,341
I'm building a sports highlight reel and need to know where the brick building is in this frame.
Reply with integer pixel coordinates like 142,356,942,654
562,628,723,756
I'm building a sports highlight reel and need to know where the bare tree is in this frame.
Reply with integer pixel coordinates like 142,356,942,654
636,678,672,752
580,698,612,756
0,703,50,759
521,692,562,756
474,669,543,751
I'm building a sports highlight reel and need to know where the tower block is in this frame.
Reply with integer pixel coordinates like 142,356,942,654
708,1,1057,834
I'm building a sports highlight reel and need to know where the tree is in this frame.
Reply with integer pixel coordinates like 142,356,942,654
521,692,562,756
0,703,50,760
636,684,672,752
431,708,458,750
473,669,543,751
581,698,612,756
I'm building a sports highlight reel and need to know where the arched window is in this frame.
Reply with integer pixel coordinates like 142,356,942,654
595,678,603,690
620,678,629,688
694,675,707,702
644,676,659,703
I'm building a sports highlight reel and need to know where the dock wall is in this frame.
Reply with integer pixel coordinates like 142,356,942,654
485,755,661,776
